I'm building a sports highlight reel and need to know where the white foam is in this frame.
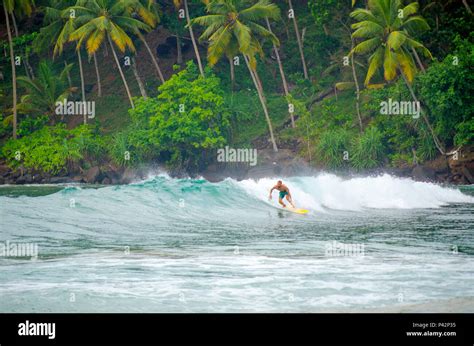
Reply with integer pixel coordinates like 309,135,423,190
237,173,474,211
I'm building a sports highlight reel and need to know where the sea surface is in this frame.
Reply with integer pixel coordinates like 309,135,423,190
0,173,473,312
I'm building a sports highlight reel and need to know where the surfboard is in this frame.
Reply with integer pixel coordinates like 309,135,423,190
281,206,309,214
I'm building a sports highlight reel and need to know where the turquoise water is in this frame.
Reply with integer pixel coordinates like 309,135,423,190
0,173,473,312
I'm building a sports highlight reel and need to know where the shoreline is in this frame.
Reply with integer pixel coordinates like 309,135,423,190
1,145,473,186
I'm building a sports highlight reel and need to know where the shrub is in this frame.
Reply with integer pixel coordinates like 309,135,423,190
351,127,385,169
126,61,230,170
316,128,351,169
1,124,104,173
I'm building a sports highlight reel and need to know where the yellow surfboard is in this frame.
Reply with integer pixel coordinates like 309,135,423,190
282,206,309,214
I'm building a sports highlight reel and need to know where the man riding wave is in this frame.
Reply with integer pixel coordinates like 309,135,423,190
269,180,295,208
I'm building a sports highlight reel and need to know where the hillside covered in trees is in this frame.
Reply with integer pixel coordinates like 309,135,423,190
0,0,473,185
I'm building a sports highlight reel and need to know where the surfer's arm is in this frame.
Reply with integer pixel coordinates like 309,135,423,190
269,186,276,199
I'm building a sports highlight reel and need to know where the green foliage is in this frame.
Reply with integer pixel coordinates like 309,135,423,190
308,0,347,28
415,35,474,147
350,0,432,86
17,60,76,116
0,113,11,138
317,128,351,169
17,115,48,137
0,32,37,64
108,126,153,167
124,62,230,169
351,126,385,169
1,124,104,173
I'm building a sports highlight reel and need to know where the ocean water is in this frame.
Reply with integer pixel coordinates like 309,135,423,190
0,173,473,312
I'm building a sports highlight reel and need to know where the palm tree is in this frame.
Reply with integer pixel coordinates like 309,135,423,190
288,0,308,80
129,0,165,83
349,0,445,154
193,0,281,152
34,0,90,112
2,0,35,139
174,0,205,77
17,60,77,118
265,17,293,127
69,0,152,109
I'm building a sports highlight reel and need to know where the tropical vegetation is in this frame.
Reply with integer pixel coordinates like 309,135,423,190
0,0,472,178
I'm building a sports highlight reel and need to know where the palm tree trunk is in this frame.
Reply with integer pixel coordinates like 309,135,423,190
131,57,147,99
4,5,17,139
288,0,309,80
93,53,102,97
107,34,135,109
461,0,472,14
253,66,266,103
137,31,165,84
266,17,294,127
243,55,278,152
399,68,445,155
184,0,204,77
411,47,426,73
350,37,363,132
77,49,87,124
25,53,34,79
64,60,72,87
11,13,35,79
229,56,235,90
11,13,18,37
176,34,183,64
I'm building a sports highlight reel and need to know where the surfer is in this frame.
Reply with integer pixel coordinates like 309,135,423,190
269,180,295,208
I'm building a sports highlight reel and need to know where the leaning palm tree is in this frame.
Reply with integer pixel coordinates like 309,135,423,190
174,0,205,77
265,17,293,127
2,0,35,139
349,0,445,154
33,0,90,122
69,0,152,109
287,0,308,80
129,0,165,83
193,0,281,152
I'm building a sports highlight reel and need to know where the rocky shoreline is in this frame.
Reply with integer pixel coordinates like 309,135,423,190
1,146,473,186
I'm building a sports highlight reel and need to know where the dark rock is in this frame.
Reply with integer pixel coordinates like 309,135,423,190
16,176,26,184
462,166,474,184
85,166,101,183
429,157,450,174
385,167,412,177
248,163,281,179
120,167,137,184
50,177,70,184
23,174,33,184
0,164,11,177
71,175,84,183
412,165,437,182
0,176,5,184
101,177,112,185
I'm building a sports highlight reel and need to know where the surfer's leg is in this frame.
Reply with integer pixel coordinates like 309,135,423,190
286,195,295,208
278,197,286,207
